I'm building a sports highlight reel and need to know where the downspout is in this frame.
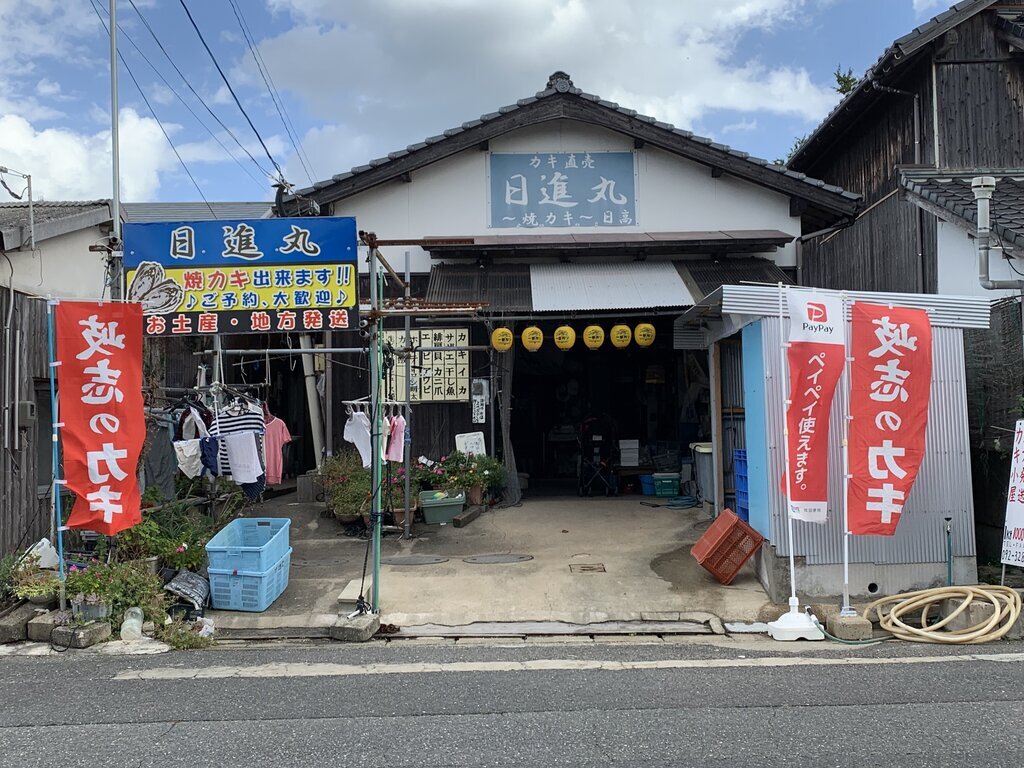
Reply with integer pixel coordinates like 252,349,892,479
972,177,1024,291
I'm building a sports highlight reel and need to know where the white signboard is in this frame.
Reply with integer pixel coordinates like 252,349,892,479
471,378,489,424
456,431,486,456
1001,419,1024,567
383,328,469,403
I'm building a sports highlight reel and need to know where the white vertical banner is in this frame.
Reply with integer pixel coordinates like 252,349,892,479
782,289,846,523
1001,419,1024,567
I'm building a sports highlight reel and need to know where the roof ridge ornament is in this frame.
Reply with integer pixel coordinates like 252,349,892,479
546,71,574,93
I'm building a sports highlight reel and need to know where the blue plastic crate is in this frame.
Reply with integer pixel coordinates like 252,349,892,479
208,547,291,612
205,517,290,572
733,449,748,478
639,474,655,496
736,474,748,493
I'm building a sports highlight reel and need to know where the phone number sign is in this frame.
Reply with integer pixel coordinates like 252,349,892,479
123,217,358,336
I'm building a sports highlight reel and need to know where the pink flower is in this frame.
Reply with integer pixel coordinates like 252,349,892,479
69,565,78,573
175,546,185,554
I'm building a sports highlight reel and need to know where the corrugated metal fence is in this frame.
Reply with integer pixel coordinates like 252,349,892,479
759,317,976,565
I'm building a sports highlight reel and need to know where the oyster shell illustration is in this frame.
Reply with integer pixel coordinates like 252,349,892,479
128,261,185,315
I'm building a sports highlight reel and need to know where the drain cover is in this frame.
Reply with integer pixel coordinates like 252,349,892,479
570,563,606,573
380,555,449,566
463,554,534,564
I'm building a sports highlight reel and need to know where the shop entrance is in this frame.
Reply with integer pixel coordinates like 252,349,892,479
509,320,710,496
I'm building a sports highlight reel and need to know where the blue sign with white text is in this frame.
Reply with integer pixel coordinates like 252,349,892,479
122,217,358,336
488,151,636,229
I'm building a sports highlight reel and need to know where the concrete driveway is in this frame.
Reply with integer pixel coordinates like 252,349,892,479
207,495,772,635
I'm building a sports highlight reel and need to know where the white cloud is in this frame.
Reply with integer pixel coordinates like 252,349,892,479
256,0,840,181
722,118,759,134
0,108,181,201
35,78,61,97
912,0,947,13
151,84,176,106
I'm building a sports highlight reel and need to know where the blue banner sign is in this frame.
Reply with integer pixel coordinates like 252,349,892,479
123,217,358,336
488,151,636,229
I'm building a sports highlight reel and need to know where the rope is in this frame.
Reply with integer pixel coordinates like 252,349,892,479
862,585,1022,645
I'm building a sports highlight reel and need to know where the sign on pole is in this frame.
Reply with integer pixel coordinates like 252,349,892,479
1002,419,1024,567
848,303,932,535
57,301,145,536
781,289,845,523
123,217,358,336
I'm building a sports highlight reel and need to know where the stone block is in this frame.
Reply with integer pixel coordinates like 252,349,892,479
1006,590,1024,641
756,603,789,624
330,613,380,643
826,614,874,641
0,603,40,643
337,578,373,607
50,621,111,649
940,597,997,633
26,610,64,643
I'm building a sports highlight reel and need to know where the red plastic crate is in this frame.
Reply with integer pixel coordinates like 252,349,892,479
691,508,764,585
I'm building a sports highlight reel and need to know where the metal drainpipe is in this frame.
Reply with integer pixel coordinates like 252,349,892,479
972,177,1024,292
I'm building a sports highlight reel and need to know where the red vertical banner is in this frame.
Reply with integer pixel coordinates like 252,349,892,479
56,302,145,536
781,289,845,523
848,303,932,535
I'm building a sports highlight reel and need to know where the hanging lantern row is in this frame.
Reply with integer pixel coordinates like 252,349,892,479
490,323,656,352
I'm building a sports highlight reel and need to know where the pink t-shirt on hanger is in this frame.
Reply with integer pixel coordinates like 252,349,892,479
264,417,292,486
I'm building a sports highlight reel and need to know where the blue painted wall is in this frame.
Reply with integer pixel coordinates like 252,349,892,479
742,321,771,539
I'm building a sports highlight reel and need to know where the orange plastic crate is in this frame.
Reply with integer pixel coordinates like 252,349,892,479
691,507,764,585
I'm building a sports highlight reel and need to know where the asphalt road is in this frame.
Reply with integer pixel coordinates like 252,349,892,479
2,637,1023,767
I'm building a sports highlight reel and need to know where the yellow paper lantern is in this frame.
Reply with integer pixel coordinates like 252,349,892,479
553,325,576,351
634,323,656,348
582,325,605,350
522,326,544,352
610,324,632,349
491,327,514,352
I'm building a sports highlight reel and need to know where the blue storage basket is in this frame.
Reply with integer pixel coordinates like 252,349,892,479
639,474,655,496
733,449,748,478
208,547,291,612
736,474,748,493
205,517,290,572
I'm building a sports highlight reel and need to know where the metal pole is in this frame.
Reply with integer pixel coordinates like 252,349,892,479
26,174,34,251
778,284,798,604
46,300,66,610
108,0,122,300
403,251,412,540
840,293,856,617
299,334,325,468
369,249,382,611
325,331,333,459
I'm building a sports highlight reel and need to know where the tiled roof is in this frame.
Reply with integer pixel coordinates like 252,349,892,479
122,202,272,222
290,72,859,218
899,168,1024,250
0,200,111,250
789,0,1000,169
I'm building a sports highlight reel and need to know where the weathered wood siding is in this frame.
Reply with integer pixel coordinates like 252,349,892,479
0,290,51,556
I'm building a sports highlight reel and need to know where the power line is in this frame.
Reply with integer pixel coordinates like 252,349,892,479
225,0,315,185
89,0,218,217
125,0,275,183
177,0,286,183
105,8,267,192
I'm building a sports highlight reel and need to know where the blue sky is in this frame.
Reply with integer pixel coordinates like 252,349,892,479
0,0,956,203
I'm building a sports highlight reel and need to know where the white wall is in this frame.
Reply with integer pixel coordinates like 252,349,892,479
331,120,800,272
6,226,111,300
936,219,1022,299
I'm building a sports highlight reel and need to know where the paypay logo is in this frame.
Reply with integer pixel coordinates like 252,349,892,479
807,302,828,323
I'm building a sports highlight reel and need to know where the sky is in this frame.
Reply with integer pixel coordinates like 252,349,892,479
0,0,960,204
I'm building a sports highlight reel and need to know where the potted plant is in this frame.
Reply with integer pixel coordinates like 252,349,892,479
70,591,110,623
115,514,165,575
384,467,421,527
322,449,372,524
13,566,61,605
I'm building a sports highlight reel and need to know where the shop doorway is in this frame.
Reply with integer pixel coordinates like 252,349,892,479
509,320,710,496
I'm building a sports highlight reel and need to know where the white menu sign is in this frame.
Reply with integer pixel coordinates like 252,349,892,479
1001,419,1024,567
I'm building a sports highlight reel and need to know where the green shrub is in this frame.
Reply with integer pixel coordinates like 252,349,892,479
322,448,372,518
66,562,166,624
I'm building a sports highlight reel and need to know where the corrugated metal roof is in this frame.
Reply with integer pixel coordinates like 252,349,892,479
121,202,272,222
530,262,695,312
683,258,792,298
719,284,991,329
425,263,532,311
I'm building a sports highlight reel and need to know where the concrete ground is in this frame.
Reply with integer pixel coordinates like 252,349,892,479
207,493,773,634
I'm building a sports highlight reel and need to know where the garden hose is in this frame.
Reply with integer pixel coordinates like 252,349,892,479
862,585,1021,645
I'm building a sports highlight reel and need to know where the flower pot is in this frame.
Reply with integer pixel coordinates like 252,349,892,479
72,602,110,623
467,484,484,506
130,556,159,576
28,593,57,606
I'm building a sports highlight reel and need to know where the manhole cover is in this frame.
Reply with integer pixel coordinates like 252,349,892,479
570,563,606,573
381,556,449,566
463,554,534,564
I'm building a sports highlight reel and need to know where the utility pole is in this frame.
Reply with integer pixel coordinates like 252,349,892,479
108,0,123,300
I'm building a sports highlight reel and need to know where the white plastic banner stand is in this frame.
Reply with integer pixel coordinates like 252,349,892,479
766,284,825,642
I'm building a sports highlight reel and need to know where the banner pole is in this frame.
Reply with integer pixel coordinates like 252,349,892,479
840,293,856,617
46,299,66,611
777,283,797,603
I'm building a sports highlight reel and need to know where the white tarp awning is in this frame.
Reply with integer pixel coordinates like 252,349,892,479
529,262,696,311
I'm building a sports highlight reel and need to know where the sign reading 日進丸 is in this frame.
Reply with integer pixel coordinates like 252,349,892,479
123,217,358,336
488,152,636,229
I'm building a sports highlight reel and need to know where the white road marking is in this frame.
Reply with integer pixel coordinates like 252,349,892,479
114,651,1024,681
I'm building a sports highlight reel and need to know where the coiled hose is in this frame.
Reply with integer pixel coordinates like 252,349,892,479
862,585,1022,644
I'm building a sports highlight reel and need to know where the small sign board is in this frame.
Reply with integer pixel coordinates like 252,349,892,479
1001,419,1024,567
